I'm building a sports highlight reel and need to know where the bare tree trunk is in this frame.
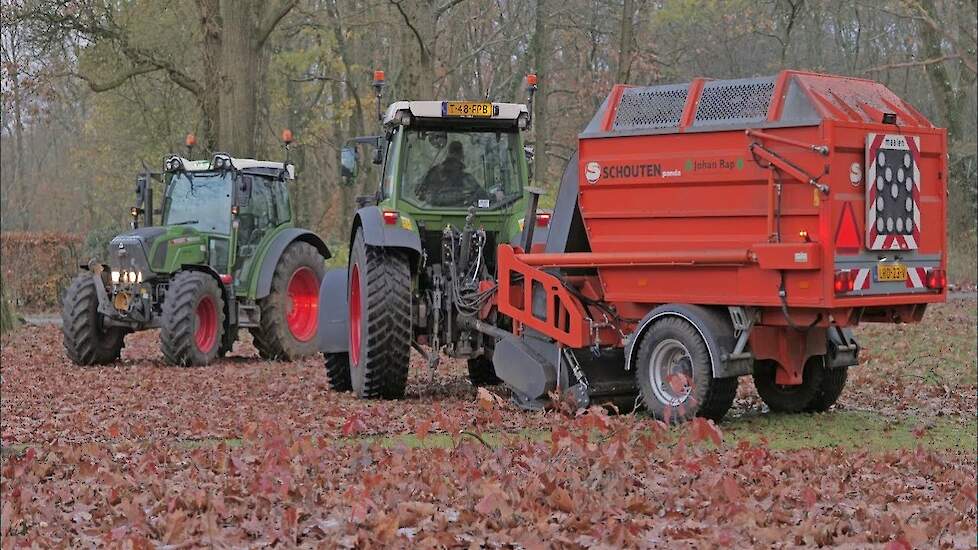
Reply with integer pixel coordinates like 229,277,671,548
531,0,551,186
616,0,635,84
196,0,222,152
218,2,262,156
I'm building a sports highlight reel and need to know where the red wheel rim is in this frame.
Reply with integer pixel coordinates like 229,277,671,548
286,267,319,342
194,296,218,352
348,264,362,367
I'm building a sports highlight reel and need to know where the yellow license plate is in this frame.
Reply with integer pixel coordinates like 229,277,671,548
445,101,493,117
877,263,907,282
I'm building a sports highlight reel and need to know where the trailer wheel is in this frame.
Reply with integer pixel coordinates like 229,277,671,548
347,228,411,399
635,316,737,424
805,365,848,412
324,352,352,392
752,356,826,413
160,271,225,366
62,273,127,365
252,241,326,360
467,356,502,387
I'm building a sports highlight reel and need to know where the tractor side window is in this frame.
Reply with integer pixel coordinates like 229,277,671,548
241,179,274,248
382,131,398,199
274,180,291,224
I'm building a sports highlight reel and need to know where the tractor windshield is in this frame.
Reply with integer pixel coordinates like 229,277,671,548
401,129,523,209
162,172,233,234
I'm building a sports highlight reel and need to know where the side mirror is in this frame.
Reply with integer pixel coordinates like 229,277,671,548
236,175,253,207
340,146,358,186
134,175,147,206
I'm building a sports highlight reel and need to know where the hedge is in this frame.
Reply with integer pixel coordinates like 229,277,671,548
1,232,84,311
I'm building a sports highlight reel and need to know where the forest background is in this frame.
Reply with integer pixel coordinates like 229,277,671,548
1,0,975,290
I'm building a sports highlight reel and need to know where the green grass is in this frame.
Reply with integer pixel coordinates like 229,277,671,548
4,411,973,457
723,410,976,451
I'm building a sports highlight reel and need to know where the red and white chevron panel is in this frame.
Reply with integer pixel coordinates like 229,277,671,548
865,133,920,250
853,268,872,291
906,267,928,289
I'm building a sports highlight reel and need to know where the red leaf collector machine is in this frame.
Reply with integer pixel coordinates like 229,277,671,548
491,70,947,421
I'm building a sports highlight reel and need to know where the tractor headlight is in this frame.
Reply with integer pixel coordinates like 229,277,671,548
136,271,143,283
111,271,120,284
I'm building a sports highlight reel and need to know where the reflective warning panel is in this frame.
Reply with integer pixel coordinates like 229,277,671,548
865,133,920,250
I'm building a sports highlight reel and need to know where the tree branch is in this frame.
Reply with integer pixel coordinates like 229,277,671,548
257,0,299,49
389,0,428,57
74,65,161,92
863,55,960,74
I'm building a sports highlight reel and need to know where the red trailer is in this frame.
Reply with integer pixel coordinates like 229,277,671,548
491,70,947,422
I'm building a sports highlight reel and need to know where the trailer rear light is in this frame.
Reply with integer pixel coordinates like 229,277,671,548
535,212,551,227
833,270,855,294
382,210,399,225
925,268,946,290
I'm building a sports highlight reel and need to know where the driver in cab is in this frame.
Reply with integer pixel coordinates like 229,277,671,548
416,140,489,207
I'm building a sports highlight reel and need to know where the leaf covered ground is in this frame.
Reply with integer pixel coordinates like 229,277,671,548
1,300,975,547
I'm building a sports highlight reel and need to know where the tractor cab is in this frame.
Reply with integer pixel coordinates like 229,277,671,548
341,100,541,265
122,153,295,289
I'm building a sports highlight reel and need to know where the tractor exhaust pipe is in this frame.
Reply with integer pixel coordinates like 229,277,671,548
520,187,544,252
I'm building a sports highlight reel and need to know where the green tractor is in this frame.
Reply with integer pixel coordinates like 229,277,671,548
317,71,548,397
63,137,331,366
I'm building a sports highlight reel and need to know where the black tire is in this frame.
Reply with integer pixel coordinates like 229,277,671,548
467,356,502,387
805,365,848,412
635,316,737,424
61,273,126,365
347,228,412,399
160,271,225,366
752,355,826,413
251,241,326,361
324,352,352,392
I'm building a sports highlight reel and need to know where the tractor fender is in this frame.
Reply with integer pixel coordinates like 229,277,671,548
317,268,350,353
255,229,331,299
352,206,422,270
624,304,741,379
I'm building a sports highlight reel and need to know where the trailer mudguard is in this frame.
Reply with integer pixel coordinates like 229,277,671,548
354,206,423,259
625,304,743,379
317,268,349,353
255,229,331,299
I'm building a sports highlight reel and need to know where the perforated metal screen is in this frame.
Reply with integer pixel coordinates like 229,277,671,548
612,84,688,131
692,77,776,128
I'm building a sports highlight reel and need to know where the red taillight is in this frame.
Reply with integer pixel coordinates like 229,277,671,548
535,212,551,227
220,274,233,284
925,268,946,290
382,210,399,225
834,270,855,294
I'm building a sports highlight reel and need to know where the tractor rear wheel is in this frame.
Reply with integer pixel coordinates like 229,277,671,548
467,356,501,387
348,229,411,399
160,271,225,366
62,273,126,365
324,352,352,392
805,365,848,412
635,316,737,424
252,242,326,360
752,355,826,413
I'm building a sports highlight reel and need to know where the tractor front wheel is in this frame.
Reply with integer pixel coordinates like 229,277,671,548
62,273,127,365
252,242,326,360
347,228,411,399
160,271,225,366
752,356,827,413
635,316,737,424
